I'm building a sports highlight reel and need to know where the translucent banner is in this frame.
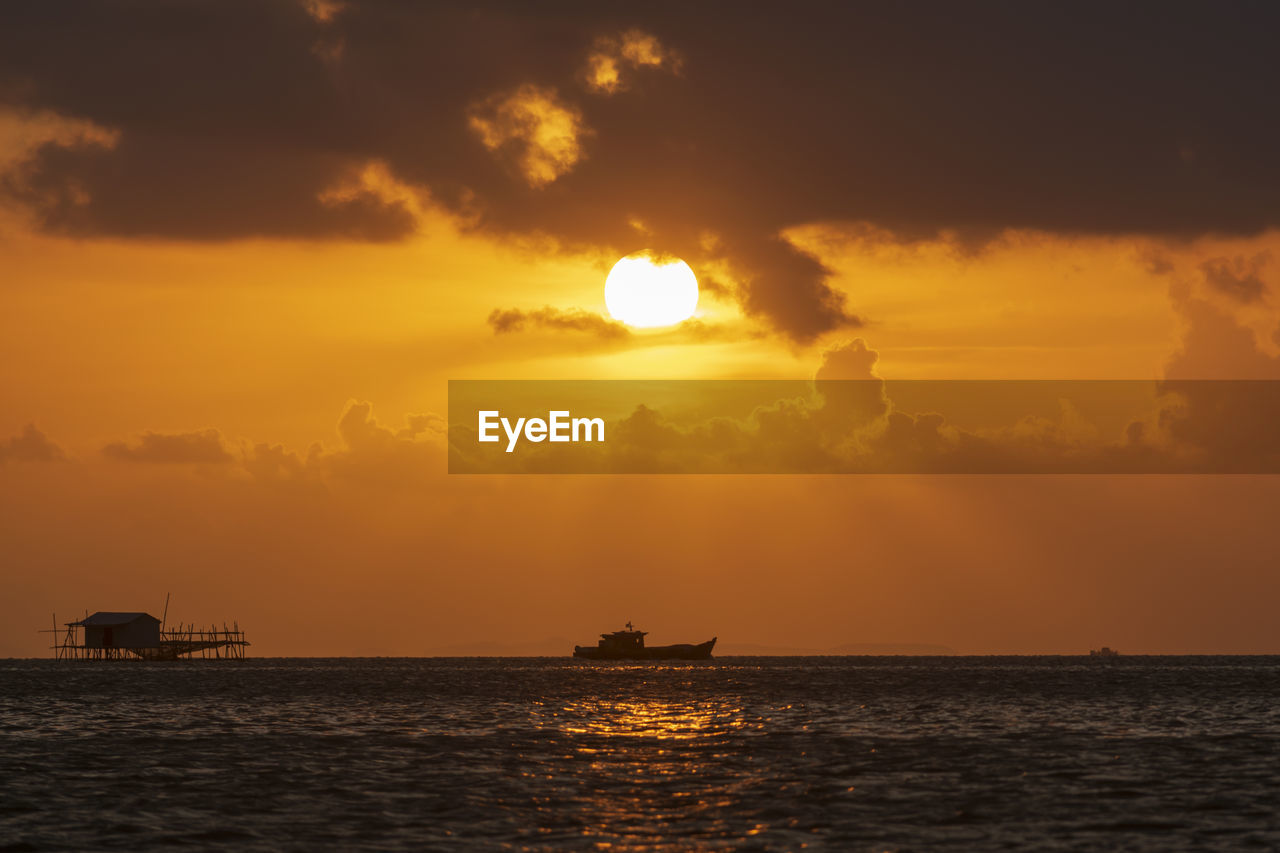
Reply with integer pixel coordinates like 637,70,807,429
448,380,1280,474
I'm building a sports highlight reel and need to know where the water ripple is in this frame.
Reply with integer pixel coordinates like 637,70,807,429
1,657,1278,850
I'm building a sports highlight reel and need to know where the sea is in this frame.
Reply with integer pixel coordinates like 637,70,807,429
1,657,1277,851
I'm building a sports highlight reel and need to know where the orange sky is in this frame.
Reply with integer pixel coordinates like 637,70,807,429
4,3,1280,656
5,206,1280,655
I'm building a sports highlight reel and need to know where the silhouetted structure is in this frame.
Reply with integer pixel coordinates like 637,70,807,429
77,612,161,653
1090,646,1120,658
48,607,248,661
573,622,715,660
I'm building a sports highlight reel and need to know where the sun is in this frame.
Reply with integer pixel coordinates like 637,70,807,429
604,252,699,328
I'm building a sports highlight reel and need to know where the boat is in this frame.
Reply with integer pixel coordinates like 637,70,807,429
1089,646,1119,657
573,622,716,660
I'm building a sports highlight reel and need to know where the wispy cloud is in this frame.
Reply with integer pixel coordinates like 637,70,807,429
488,306,629,339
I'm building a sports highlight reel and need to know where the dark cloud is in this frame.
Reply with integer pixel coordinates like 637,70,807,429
1145,290,1280,471
488,306,629,338
0,424,65,463
730,236,860,342
1199,254,1269,303
1145,379,1280,474
103,429,233,464
1165,292,1280,381
5,1,1280,338
815,338,879,381
1139,251,1176,277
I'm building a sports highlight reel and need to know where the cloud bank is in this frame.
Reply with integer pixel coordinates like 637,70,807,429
6,2,1280,340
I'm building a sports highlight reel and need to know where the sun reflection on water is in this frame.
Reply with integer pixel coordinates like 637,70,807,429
552,697,752,740
518,690,781,850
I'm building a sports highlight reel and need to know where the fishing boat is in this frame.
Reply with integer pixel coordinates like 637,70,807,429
573,623,716,660
1089,646,1120,658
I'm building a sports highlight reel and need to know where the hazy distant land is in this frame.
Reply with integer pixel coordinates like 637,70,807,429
420,639,956,657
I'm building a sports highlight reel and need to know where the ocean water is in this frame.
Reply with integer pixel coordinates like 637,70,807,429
1,657,1278,851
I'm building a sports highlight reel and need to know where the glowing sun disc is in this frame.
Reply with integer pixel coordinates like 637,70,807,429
604,252,699,328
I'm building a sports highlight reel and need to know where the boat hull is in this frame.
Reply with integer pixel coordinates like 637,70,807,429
573,638,716,660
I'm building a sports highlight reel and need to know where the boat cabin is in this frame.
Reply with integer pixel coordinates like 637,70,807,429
595,622,646,653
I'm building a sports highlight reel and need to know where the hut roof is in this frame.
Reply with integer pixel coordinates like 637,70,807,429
73,611,161,627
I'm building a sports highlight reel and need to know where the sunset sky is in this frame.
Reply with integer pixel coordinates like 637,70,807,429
3,1,1280,656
